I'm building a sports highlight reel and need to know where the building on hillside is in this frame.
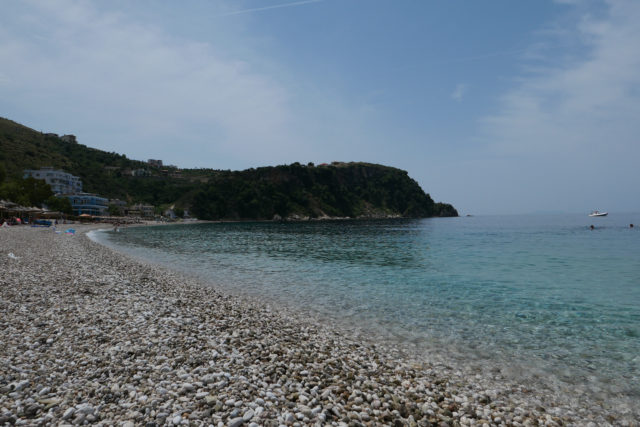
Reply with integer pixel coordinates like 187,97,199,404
60,134,77,144
131,168,151,177
128,203,154,218
148,159,163,167
66,193,108,216
23,167,83,195
108,199,127,215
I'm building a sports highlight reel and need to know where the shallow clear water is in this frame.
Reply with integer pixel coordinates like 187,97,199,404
99,214,640,404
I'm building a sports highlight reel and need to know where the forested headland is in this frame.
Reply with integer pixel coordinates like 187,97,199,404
0,117,457,220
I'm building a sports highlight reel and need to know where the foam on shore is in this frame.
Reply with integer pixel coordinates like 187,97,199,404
0,226,635,425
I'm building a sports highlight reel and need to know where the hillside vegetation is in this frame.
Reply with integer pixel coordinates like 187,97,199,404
192,163,457,220
0,118,199,207
0,117,457,220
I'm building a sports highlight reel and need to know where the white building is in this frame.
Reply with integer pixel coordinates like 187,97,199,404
60,134,77,144
23,167,83,195
128,203,155,217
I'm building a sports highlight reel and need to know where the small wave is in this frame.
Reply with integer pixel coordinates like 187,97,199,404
86,228,111,244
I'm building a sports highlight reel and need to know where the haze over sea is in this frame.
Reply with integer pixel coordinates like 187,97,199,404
98,213,640,411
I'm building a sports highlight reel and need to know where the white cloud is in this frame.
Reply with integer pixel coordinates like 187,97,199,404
475,0,640,213
451,83,466,101
482,0,640,159
0,1,317,167
0,0,393,170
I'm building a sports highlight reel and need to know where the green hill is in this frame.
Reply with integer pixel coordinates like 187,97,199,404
0,117,201,207
0,117,457,219
192,162,457,220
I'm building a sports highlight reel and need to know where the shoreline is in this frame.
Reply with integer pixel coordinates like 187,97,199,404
0,225,635,425
93,223,640,424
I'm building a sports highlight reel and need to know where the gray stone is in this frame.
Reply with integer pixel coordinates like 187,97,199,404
242,409,254,421
62,408,75,420
284,412,295,424
228,416,244,427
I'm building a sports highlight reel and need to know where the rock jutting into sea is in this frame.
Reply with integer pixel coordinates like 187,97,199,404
0,226,631,426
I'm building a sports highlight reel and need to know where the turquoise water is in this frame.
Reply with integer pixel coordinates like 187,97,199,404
99,214,640,406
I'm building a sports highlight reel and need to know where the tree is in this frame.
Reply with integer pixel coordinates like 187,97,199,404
108,204,122,216
0,177,53,207
46,196,73,215
22,177,53,206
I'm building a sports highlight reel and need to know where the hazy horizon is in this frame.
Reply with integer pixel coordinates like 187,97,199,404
1,0,639,215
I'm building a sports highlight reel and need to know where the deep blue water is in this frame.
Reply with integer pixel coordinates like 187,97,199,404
97,214,640,406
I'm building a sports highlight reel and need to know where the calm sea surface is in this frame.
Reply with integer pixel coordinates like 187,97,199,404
97,214,640,407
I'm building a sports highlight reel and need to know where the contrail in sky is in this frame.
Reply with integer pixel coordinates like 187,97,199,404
216,0,323,17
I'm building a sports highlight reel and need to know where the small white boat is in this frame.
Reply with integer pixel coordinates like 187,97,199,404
589,211,608,217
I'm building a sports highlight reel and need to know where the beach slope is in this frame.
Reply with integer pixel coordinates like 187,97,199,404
0,227,623,425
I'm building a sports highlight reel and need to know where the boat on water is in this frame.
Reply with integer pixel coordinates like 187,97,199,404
589,210,608,217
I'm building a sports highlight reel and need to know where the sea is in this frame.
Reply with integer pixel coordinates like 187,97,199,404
94,213,640,413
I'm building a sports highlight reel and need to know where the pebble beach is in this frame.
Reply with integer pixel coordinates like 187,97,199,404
0,226,635,426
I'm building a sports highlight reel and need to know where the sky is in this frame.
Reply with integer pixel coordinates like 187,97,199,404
1,0,639,215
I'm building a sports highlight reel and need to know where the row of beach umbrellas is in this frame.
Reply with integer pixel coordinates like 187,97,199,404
0,199,65,218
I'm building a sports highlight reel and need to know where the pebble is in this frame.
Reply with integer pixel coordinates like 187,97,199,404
284,412,295,424
242,409,254,421
228,417,244,427
62,408,75,420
